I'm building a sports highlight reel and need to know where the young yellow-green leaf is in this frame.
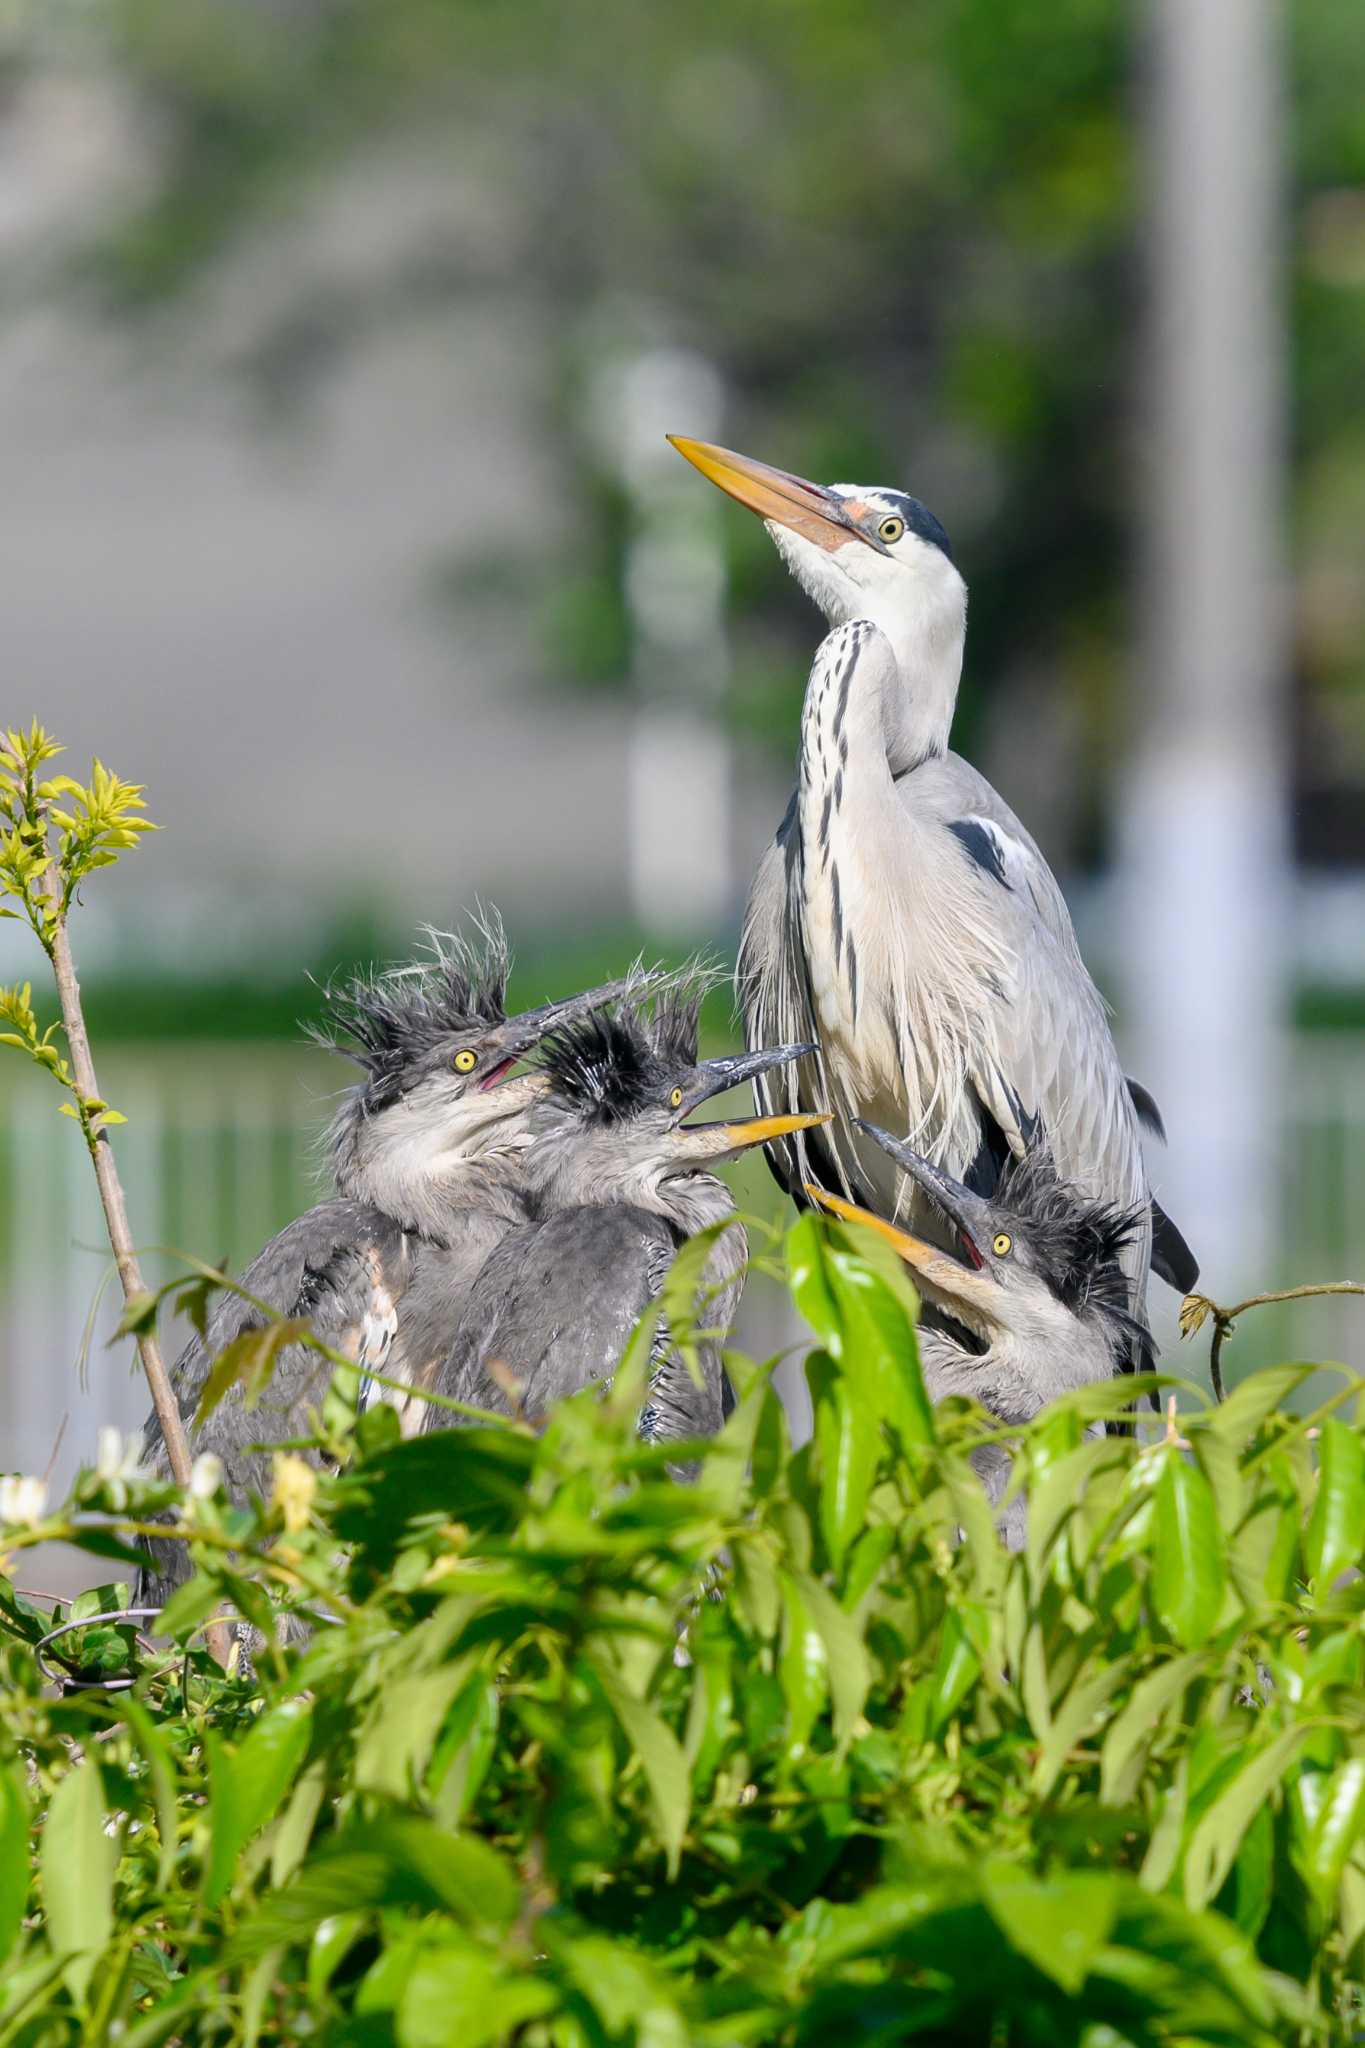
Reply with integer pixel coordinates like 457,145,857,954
0,1764,28,1965
41,1758,115,2005
1304,1418,1365,1592
196,1318,312,1423
1031,1654,1130,1798
1152,1452,1226,1647
398,1944,556,2048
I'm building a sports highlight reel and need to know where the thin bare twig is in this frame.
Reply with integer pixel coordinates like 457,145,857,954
1182,1282,1365,1402
42,895,193,1492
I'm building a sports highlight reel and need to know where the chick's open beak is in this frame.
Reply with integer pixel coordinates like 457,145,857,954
668,437,889,556
803,1184,1000,1314
675,1110,829,1164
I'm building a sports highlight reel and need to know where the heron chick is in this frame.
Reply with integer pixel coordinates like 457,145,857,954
137,918,639,1606
433,979,823,1445
808,1121,1144,1542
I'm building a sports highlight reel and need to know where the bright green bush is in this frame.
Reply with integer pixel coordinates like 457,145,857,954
3,1218,1365,2045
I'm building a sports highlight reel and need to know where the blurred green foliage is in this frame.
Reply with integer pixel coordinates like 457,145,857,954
9,0,1362,863
5,1219,1365,2039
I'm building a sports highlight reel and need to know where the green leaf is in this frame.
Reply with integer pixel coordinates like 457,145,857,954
118,1696,179,1894
205,1699,314,1906
1031,1653,1130,1798
0,1765,28,1966
1152,1452,1225,1647
778,1571,827,1756
983,1863,1117,1993
810,1349,878,1574
1184,1726,1311,1909
1304,1417,1365,1592
1100,1651,1208,1805
41,1759,115,2005
270,1762,327,1888
196,1318,312,1423
588,1650,691,1877
1207,1363,1320,1444
1306,1754,1365,1901
398,1943,556,2048
794,1569,870,1752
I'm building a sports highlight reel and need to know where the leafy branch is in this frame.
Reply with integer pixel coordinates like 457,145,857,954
0,722,192,1495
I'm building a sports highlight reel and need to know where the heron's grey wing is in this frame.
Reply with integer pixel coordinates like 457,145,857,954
926,762,1199,1296
911,766,1153,1323
137,1200,410,1608
737,792,871,1206
440,1208,727,1441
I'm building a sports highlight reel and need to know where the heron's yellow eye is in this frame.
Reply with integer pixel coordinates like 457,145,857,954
453,1049,478,1074
670,1087,684,1109
992,1233,1013,1257
878,514,905,545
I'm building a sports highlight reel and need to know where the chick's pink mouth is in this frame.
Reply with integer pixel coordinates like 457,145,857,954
479,1057,516,1092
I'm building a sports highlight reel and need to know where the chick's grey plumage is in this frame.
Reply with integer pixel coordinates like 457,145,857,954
137,920,637,1607
670,439,1198,1357
432,983,815,1444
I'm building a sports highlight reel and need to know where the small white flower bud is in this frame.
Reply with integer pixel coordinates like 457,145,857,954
189,1452,225,1501
0,1473,50,1526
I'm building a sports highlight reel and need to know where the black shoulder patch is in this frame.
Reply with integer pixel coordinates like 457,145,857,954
948,818,1009,888
1151,1198,1199,1292
1127,1078,1167,1142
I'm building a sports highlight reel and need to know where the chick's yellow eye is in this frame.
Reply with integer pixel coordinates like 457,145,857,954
453,1049,478,1074
992,1233,1012,1257
878,514,905,544
669,1087,684,1109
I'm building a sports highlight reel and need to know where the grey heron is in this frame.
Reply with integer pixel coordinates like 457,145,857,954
137,921,638,1606
431,980,823,1445
809,1122,1145,1539
669,437,1197,1356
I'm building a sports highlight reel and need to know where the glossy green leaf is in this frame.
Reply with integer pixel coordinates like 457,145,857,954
1304,1418,1365,1591
779,1572,827,1755
1099,1651,1207,1805
205,1698,313,1906
398,1943,557,2048
1152,1452,1226,1646
1306,1755,1365,1900
811,1350,878,1573
795,1569,870,1751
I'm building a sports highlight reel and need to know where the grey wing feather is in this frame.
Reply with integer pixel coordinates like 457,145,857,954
137,1200,410,1609
435,1207,728,1441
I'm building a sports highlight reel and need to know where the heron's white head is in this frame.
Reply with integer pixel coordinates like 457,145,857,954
669,437,967,755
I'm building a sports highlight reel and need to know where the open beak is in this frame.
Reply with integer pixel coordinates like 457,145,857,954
481,974,650,1089
852,1121,1009,1282
804,1184,1000,1315
667,1041,826,1161
674,1108,829,1164
668,437,889,557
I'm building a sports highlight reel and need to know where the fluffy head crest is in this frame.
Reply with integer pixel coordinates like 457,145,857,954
995,1149,1144,1325
537,962,719,1125
311,913,511,1107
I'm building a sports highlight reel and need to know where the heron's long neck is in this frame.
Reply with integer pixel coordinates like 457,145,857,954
863,596,965,772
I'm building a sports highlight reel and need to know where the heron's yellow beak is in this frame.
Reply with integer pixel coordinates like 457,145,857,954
676,1109,829,1162
804,1185,999,1309
668,437,878,555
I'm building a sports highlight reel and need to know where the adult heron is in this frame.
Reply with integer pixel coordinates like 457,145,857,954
432,980,823,1445
669,437,1197,1343
137,921,637,1605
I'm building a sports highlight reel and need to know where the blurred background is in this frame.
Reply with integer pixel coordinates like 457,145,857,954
2,0,1363,1526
